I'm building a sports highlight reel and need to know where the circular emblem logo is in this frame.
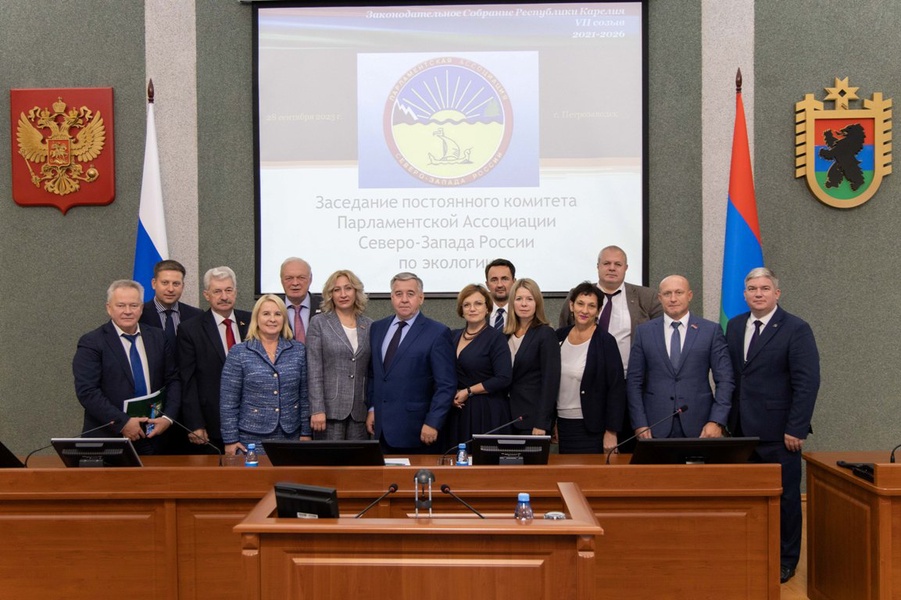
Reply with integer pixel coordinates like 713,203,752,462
384,57,513,186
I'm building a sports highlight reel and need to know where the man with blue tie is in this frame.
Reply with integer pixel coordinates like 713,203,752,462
485,258,516,331
73,280,181,454
366,272,456,453
627,275,733,439
138,260,202,345
726,267,819,584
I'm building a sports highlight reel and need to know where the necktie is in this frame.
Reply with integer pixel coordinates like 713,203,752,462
222,318,236,351
293,305,306,344
121,333,148,397
597,290,622,333
669,322,682,370
163,309,176,345
383,321,407,369
746,320,763,361
493,308,505,330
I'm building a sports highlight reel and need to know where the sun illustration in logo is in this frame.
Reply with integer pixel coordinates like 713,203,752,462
384,58,513,186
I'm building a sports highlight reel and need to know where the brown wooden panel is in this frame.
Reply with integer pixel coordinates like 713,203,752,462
0,500,175,600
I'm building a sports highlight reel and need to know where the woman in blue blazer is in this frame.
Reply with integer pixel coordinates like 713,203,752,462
306,270,373,440
220,294,311,455
555,282,626,454
504,278,560,435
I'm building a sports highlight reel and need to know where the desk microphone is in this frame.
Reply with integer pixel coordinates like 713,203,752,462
441,484,485,519
355,483,398,518
158,411,223,467
414,469,435,517
23,421,115,467
605,405,689,464
439,415,526,460
891,443,901,463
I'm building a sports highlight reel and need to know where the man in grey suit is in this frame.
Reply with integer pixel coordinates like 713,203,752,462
559,245,662,449
627,275,733,438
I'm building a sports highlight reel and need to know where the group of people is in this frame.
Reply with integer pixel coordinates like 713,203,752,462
72,246,819,584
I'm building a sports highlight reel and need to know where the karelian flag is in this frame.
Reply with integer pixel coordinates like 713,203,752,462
720,72,764,329
133,82,168,301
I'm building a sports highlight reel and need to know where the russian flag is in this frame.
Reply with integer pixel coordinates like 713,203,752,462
720,73,764,329
133,84,168,301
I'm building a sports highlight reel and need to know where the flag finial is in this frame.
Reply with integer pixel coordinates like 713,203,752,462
735,69,742,94
147,79,155,104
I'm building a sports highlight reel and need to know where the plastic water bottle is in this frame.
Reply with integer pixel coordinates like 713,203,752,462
514,492,533,524
455,443,469,466
244,443,259,467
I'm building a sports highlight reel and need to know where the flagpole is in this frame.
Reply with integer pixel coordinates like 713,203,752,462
720,68,764,329
133,78,169,301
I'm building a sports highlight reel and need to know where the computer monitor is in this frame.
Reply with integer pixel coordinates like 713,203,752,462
51,438,143,468
629,437,759,465
470,434,551,466
0,440,24,468
274,482,340,518
264,439,385,466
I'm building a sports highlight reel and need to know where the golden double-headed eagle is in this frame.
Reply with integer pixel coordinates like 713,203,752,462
16,96,105,196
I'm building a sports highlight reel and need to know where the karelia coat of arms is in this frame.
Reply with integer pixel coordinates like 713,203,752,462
10,88,115,213
795,78,891,209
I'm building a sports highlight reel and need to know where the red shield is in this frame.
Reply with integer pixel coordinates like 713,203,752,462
10,87,115,214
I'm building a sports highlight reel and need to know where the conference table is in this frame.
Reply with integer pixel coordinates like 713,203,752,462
1,454,781,599
804,451,901,600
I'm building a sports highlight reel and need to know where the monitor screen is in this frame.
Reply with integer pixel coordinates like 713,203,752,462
629,437,759,465
470,434,551,465
51,438,143,468
0,439,24,468
253,1,648,295
264,439,385,466
274,482,340,519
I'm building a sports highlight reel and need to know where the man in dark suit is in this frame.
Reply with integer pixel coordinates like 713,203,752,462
138,259,202,344
178,266,250,452
627,275,733,438
366,272,455,453
559,246,662,449
280,257,322,344
73,280,181,454
726,267,819,584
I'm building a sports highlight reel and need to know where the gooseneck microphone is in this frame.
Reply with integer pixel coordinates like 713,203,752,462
414,469,435,517
158,411,223,467
23,421,116,467
891,443,901,463
355,483,399,518
441,484,485,519
439,415,526,460
605,405,689,464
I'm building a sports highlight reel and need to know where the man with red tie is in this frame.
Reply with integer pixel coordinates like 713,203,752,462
279,257,321,345
177,267,251,452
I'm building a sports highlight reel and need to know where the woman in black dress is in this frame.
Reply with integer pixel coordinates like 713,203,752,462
443,284,512,447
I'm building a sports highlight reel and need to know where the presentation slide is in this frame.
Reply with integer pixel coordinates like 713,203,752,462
255,2,645,295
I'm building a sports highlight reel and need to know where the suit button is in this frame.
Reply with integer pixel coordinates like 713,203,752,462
275,408,280,412
350,375,354,379
351,358,355,362
273,390,278,395
273,373,278,378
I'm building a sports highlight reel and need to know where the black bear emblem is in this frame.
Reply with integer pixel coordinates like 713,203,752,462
819,123,865,191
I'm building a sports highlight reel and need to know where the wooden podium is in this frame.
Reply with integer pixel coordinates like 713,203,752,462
804,451,901,600
235,482,601,600
0,454,780,599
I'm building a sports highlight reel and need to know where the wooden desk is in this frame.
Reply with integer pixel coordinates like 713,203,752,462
235,482,601,600
804,451,901,600
0,454,780,599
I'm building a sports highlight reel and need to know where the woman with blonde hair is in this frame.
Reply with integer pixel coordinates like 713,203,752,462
504,278,560,436
306,270,373,440
220,294,310,454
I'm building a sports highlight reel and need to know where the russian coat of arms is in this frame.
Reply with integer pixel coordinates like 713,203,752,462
795,78,892,209
10,88,115,213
